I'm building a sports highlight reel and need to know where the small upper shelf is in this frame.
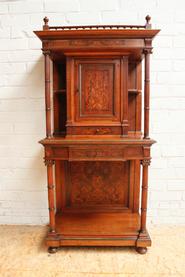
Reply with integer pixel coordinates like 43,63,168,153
54,89,141,95
128,89,142,94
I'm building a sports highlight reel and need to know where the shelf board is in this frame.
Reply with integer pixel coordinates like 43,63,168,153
40,136,156,146
54,89,141,94
128,89,141,94
55,211,140,237
46,211,151,247
46,212,152,247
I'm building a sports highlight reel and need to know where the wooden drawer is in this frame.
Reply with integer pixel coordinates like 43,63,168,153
46,145,144,161
67,126,121,135
68,146,143,161
69,146,125,161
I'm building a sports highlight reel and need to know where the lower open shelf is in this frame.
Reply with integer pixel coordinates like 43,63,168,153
46,212,151,247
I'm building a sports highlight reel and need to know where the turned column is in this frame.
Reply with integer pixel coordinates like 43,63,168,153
43,16,52,138
43,50,52,138
140,159,151,232
143,48,151,139
144,15,152,139
121,56,129,136
143,39,152,139
45,159,56,233
42,17,56,240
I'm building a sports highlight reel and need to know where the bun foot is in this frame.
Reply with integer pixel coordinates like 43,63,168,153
136,247,147,254
48,247,58,254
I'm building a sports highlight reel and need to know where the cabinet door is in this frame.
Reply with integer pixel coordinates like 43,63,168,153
74,59,121,123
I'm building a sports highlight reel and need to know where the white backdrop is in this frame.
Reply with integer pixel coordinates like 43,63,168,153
0,0,185,224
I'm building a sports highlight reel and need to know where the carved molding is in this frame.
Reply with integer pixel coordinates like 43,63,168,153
70,148,124,159
48,207,55,211
144,38,152,46
67,126,116,135
69,39,127,47
42,49,51,55
95,128,112,135
48,185,54,190
141,159,151,166
122,120,129,126
44,158,55,166
48,38,144,50
142,185,148,190
143,48,153,55
143,38,153,54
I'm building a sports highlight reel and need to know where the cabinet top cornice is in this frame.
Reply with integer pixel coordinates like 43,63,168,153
34,15,160,41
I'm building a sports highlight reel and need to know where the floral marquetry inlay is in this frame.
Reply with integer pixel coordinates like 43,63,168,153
69,161,129,207
80,63,114,116
84,70,111,112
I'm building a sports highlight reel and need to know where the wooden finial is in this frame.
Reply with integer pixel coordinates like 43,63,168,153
43,16,49,30
145,15,152,29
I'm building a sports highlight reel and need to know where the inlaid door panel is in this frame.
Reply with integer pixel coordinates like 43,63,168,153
74,59,121,122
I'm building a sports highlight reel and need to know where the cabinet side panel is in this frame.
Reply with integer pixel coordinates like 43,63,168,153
128,94,136,131
136,62,142,132
55,160,66,212
53,62,67,135
133,160,141,212
128,61,142,135
128,62,136,89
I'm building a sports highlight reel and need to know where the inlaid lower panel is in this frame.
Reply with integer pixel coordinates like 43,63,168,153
64,161,130,211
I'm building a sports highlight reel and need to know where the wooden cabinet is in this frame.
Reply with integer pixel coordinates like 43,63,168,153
34,15,160,254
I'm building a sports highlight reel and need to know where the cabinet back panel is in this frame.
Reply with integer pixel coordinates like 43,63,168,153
128,62,136,89
128,94,136,131
54,93,67,135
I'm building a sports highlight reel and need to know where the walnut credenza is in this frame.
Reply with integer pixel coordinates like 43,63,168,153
34,16,160,254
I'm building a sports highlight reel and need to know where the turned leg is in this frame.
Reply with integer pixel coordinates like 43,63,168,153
136,247,147,255
45,159,56,234
140,159,150,233
48,246,58,254
136,158,151,253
